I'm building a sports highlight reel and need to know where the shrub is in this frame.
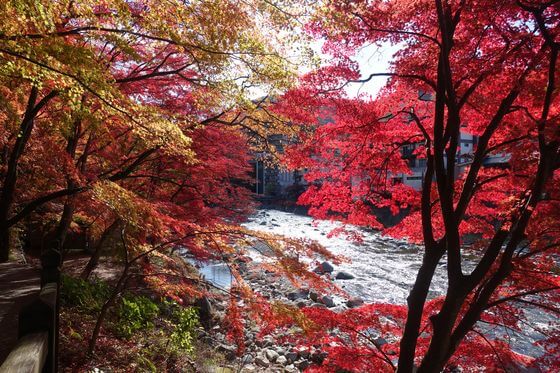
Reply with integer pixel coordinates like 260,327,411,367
170,305,199,353
60,275,110,312
115,295,159,338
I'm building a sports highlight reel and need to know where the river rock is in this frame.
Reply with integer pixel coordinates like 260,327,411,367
218,344,237,360
275,347,287,355
286,351,298,363
321,295,335,307
313,302,327,309
374,337,388,346
335,271,355,280
347,297,364,308
309,290,319,302
287,289,309,301
256,335,274,348
284,364,297,372
310,351,328,364
276,355,288,365
296,360,310,370
314,261,334,274
265,348,279,362
255,354,270,367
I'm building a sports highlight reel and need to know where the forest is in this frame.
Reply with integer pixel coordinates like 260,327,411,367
0,0,559,372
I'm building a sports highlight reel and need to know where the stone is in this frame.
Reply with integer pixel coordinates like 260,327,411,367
287,289,308,301
276,355,288,365
297,349,310,359
256,336,274,348
241,354,254,364
309,291,319,302
286,352,298,363
296,360,310,370
321,295,335,307
346,297,364,308
218,344,237,360
284,364,297,372
275,347,286,355
335,271,355,280
374,337,388,346
264,348,279,362
310,351,328,364
255,354,270,367
313,261,334,274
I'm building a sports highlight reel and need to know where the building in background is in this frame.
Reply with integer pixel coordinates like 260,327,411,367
391,130,510,191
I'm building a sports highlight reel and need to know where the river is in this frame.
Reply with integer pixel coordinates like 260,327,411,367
240,209,556,361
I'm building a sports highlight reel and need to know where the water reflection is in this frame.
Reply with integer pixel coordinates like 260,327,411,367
197,262,232,289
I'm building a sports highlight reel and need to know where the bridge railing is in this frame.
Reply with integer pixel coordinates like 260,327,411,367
0,248,60,373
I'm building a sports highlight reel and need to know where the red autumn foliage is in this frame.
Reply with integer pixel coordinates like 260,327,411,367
272,0,560,371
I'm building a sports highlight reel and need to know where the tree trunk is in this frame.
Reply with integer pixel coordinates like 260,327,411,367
397,244,444,373
417,290,464,373
81,220,120,280
0,87,57,262
0,87,38,262
0,225,10,262
53,106,86,257
88,261,130,354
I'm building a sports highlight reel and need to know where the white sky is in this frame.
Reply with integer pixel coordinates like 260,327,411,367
310,40,401,99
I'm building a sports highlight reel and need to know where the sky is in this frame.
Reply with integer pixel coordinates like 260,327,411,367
344,42,401,99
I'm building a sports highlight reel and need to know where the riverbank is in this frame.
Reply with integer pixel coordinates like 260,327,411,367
203,248,365,372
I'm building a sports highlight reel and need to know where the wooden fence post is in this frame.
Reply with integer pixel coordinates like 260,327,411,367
18,283,57,373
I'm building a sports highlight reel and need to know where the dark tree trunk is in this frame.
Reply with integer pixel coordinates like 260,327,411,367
52,111,84,256
0,226,10,262
397,244,443,373
88,261,130,354
0,87,57,262
81,220,120,280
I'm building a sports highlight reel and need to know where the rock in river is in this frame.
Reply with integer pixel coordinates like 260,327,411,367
321,295,336,307
347,297,364,308
335,271,355,280
313,261,334,274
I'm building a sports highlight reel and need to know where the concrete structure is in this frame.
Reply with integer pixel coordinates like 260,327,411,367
391,131,509,191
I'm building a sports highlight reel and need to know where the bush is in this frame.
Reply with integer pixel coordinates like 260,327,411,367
115,295,159,338
60,275,110,312
170,305,199,353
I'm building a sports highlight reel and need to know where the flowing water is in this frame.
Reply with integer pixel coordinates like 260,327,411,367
241,209,555,360
243,209,447,303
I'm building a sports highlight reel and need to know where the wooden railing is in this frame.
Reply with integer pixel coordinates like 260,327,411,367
0,249,60,373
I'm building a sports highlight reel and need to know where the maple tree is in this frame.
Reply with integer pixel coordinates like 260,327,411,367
0,0,310,262
0,1,350,366
274,0,560,371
